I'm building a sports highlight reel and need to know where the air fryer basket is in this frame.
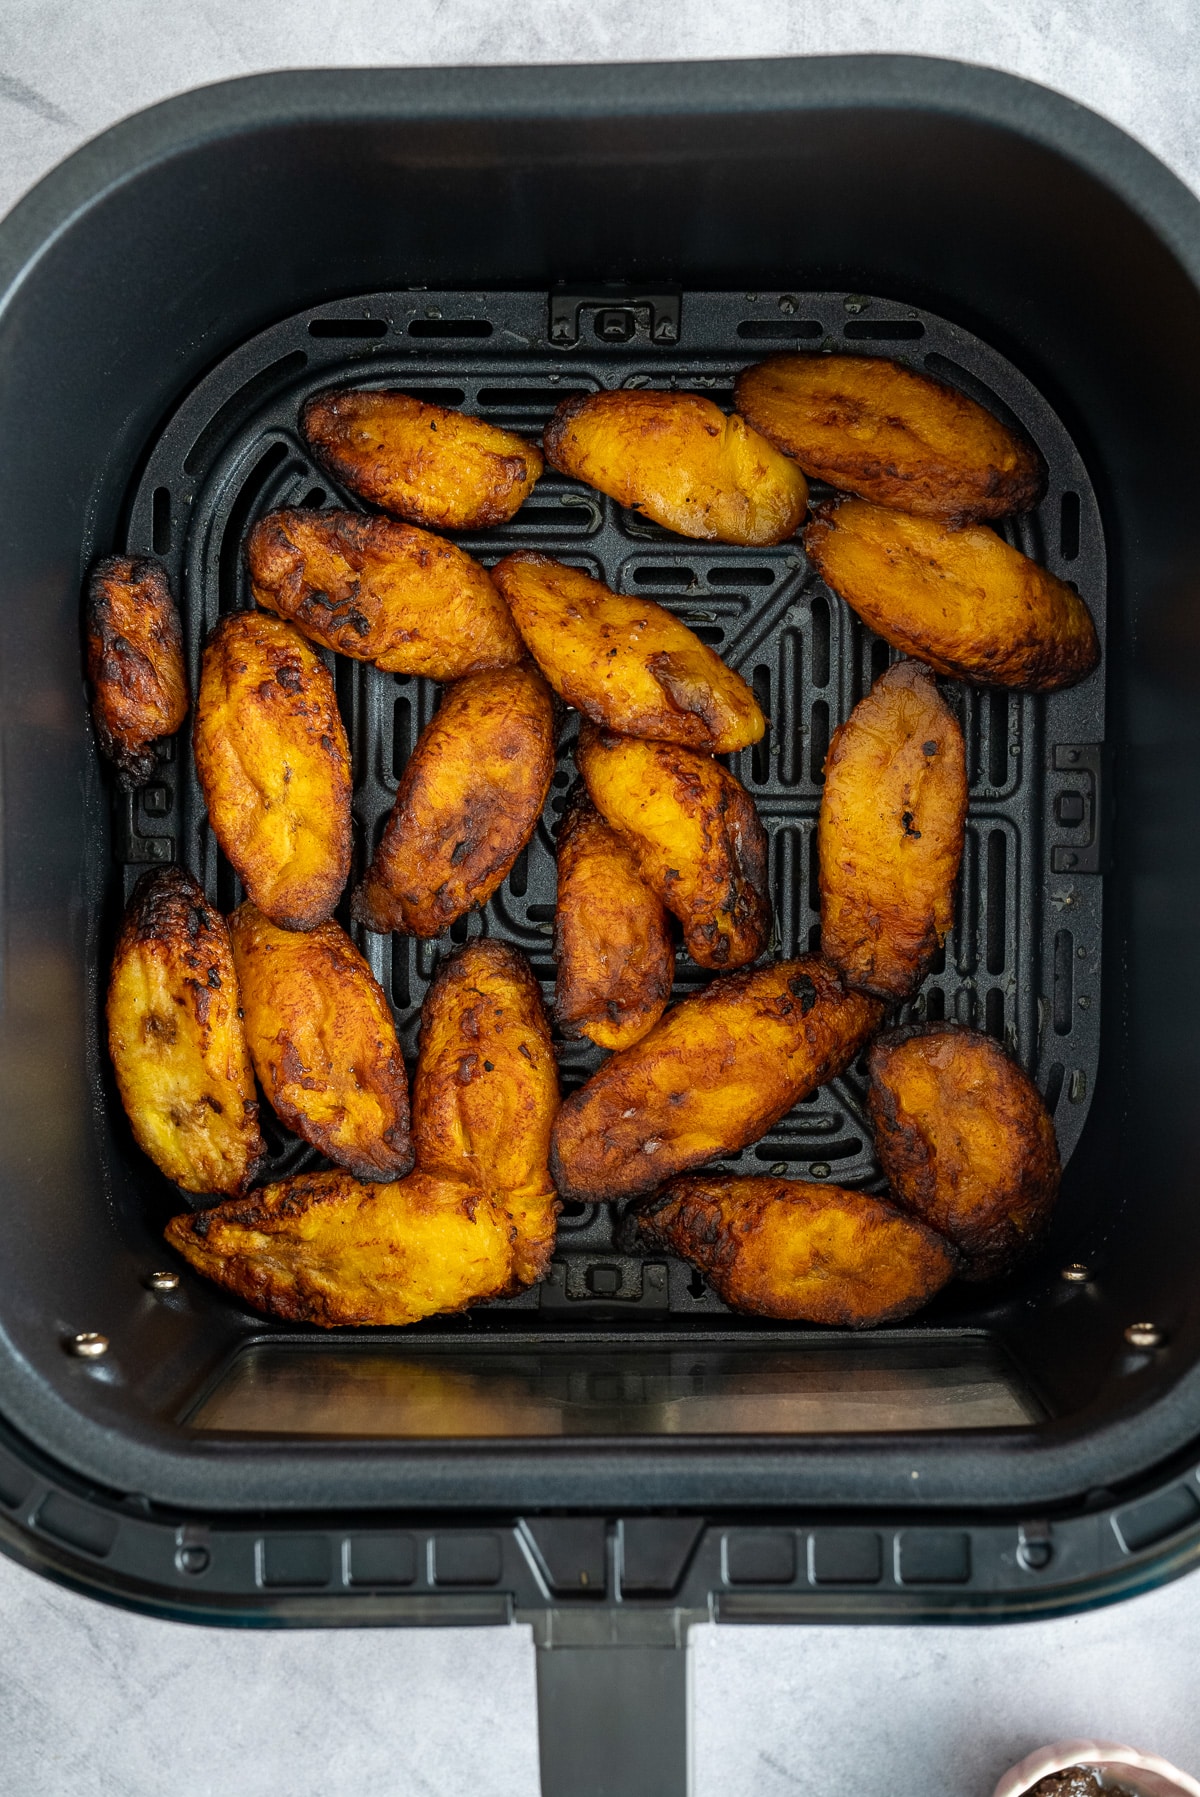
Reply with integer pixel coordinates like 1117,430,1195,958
4,56,1200,1792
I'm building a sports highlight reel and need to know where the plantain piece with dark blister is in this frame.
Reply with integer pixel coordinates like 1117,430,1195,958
735,353,1043,520
553,789,675,1052
550,957,883,1201
576,721,769,970
867,1023,1061,1281
107,867,264,1195
302,388,543,531
413,940,559,1285
86,555,188,787
819,659,967,1002
165,1169,517,1327
543,388,808,545
193,611,352,930
491,552,765,752
229,902,412,1182
633,1174,957,1325
247,508,524,680
805,499,1099,691
353,664,555,939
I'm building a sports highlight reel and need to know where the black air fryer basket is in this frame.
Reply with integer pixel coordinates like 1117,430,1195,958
4,55,1200,1795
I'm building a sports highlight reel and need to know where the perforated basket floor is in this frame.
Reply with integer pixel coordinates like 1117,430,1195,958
113,288,1106,1323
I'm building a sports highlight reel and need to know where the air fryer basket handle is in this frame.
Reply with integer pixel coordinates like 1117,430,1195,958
531,1609,693,1797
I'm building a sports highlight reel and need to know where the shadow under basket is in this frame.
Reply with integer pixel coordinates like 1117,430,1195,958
3,54,1200,1797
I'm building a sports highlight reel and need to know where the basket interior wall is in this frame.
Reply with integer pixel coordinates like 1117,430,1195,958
1,83,1200,1492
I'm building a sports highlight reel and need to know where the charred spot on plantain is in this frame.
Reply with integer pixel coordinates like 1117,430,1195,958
923,741,938,756
788,973,818,1013
901,810,922,838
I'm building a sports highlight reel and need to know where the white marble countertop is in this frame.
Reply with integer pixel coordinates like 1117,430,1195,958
2,4,1200,1793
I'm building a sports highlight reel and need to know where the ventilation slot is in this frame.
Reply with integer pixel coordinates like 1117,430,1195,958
218,441,290,613
779,629,802,786
1060,491,1081,562
985,987,1005,1040
807,828,821,916
737,320,822,340
632,566,695,588
507,491,602,533
1043,1062,1065,1115
391,938,411,1010
809,700,830,784
184,352,307,475
691,625,725,645
843,319,924,340
151,486,171,555
925,987,945,1023
985,830,1008,974
773,826,802,957
751,668,772,784
870,636,890,686
408,318,492,338
308,317,387,338
1053,929,1075,1035
988,690,1010,787
756,1139,861,1164
395,387,467,406
709,567,773,587
300,486,327,509
476,387,588,410
810,595,831,687
393,695,411,781
508,847,529,900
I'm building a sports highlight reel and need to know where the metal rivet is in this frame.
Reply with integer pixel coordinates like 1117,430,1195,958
1125,1322,1164,1350
810,1162,831,1179
145,1270,179,1293
769,1162,788,1176
1078,995,1091,1009
1061,1263,1090,1283
176,1544,211,1576
66,1332,108,1359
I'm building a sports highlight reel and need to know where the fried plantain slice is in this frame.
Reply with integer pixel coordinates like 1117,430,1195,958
543,388,808,545
819,659,967,1002
735,353,1043,519
86,555,188,787
805,499,1099,691
867,1024,1061,1281
229,902,412,1182
553,789,675,1051
550,957,883,1201
247,508,523,680
165,1169,516,1326
576,722,769,970
491,552,765,752
194,612,351,929
414,939,559,1285
302,388,543,530
632,1174,957,1324
107,867,264,1195
353,664,555,939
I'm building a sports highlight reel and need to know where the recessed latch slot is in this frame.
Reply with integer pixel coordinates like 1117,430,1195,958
549,291,681,348
1051,744,1103,873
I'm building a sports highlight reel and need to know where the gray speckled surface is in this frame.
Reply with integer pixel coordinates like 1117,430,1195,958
2,5,1200,1793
